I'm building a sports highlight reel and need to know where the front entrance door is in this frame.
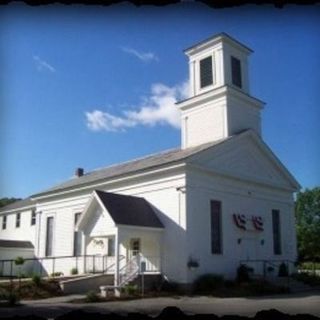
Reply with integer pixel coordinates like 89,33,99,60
240,237,260,274
107,236,115,257
241,237,258,261
129,238,140,259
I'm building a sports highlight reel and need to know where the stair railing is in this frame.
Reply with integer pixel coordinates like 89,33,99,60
103,255,125,274
118,255,140,287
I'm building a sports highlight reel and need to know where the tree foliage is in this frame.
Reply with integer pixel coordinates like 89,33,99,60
0,197,21,208
295,187,320,261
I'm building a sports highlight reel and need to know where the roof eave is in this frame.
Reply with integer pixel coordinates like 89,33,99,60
31,162,187,201
184,32,253,56
0,204,35,215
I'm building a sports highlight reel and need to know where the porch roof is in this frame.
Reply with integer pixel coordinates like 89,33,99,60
95,190,164,229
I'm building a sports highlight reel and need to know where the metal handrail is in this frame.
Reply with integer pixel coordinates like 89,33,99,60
239,258,297,287
103,255,125,274
0,254,111,278
118,256,140,287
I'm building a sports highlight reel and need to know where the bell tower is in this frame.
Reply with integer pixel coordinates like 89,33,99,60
176,33,265,149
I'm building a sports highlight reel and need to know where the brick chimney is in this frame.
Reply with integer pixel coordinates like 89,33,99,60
75,168,84,177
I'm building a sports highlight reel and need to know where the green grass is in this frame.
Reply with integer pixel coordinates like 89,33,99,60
298,262,320,271
85,290,101,302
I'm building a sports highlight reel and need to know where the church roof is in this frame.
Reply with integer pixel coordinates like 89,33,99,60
0,198,35,214
32,136,231,198
0,239,34,249
95,190,164,229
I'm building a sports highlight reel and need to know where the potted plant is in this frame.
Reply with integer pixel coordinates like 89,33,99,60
267,266,275,273
187,257,199,270
14,256,25,294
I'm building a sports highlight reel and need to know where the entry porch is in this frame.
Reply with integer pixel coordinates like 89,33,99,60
76,190,164,286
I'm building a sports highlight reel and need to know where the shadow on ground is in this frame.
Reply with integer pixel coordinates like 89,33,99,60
0,307,319,320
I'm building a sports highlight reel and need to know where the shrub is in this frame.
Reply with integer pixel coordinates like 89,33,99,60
71,268,78,275
278,263,289,277
245,280,290,295
124,284,138,296
32,274,41,286
193,274,225,293
160,280,180,293
1,291,20,306
237,264,251,282
292,272,320,286
50,272,64,277
85,290,100,302
0,288,6,300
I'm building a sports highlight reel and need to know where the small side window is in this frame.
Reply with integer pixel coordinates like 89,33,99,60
16,213,21,228
2,215,7,230
31,210,36,226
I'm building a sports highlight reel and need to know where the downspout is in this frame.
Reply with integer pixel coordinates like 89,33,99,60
176,186,186,226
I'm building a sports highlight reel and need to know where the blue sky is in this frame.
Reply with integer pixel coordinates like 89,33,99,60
0,3,319,199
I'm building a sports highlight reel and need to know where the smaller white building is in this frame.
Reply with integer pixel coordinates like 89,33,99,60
0,33,300,289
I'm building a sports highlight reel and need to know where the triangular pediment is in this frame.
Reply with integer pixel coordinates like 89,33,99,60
188,131,300,191
76,190,164,235
76,192,116,237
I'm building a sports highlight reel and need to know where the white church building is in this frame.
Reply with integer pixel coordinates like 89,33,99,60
0,33,300,290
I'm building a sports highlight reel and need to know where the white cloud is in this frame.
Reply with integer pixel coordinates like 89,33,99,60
85,81,189,132
121,47,158,62
33,55,56,73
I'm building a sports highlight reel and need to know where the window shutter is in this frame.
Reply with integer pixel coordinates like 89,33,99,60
231,56,242,88
211,200,222,254
272,209,282,255
200,56,213,88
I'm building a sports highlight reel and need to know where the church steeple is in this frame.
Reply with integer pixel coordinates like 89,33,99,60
177,33,265,149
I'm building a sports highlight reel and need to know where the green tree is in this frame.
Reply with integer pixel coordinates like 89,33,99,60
0,198,21,208
295,187,320,261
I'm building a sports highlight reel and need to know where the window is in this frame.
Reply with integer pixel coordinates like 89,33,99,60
107,237,115,257
31,210,36,226
272,209,282,255
73,212,82,256
231,56,242,88
200,56,213,88
211,200,222,254
45,216,54,257
130,238,140,257
16,213,21,228
2,215,7,230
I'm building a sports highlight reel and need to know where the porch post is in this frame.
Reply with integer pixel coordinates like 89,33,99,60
81,232,87,274
114,228,120,287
